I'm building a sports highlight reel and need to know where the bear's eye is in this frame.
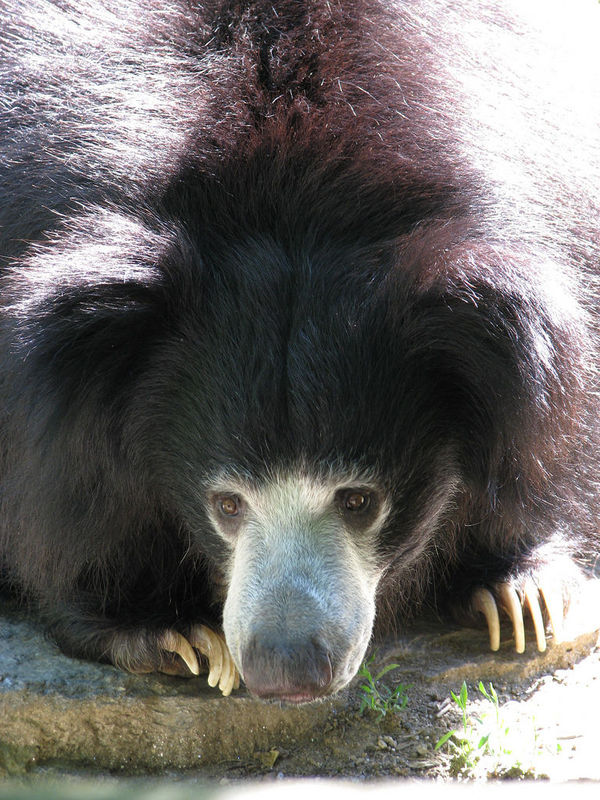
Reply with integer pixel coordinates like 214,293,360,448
218,495,242,517
339,489,371,513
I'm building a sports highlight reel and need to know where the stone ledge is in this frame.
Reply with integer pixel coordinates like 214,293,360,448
1,597,599,780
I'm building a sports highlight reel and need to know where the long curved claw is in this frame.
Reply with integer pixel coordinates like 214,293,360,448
189,624,240,696
158,630,200,675
188,624,223,687
497,583,525,653
472,587,500,651
538,581,565,644
523,578,546,652
218,644,237,697
216,633,240,696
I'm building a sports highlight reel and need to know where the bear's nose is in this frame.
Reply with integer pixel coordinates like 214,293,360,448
241,633,333,703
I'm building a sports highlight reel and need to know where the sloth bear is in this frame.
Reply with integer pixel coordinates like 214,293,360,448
1,0,599,703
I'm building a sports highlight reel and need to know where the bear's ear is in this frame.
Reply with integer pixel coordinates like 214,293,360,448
2,209,192,389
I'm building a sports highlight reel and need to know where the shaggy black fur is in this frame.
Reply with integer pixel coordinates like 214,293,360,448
0,0,598,687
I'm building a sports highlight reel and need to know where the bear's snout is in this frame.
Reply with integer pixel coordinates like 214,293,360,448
241,632,333,703
219,476,383,700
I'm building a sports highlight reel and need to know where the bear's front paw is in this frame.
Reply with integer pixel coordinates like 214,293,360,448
470,568,600,654
116,625,240,696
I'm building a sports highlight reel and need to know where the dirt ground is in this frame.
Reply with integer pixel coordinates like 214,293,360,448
200,624,600,784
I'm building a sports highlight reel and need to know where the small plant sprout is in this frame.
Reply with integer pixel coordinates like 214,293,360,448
357,654,410,718
435,681,509,776
435,680,559,779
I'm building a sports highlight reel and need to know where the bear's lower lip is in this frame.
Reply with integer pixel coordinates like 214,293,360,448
248,688,325,704
272,692,320,704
